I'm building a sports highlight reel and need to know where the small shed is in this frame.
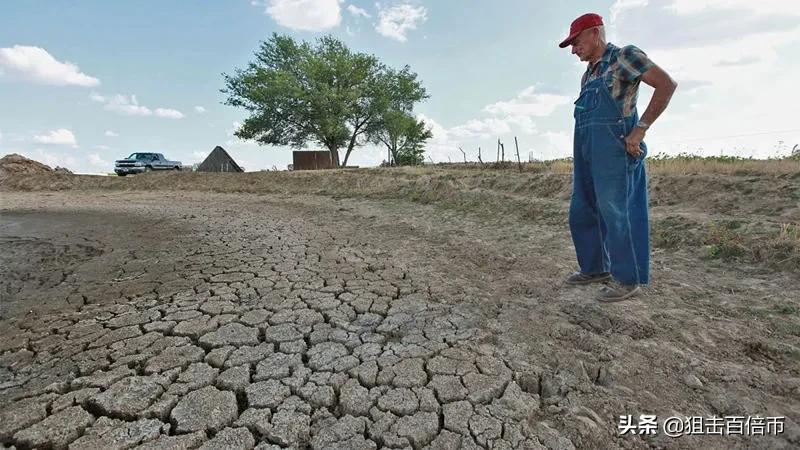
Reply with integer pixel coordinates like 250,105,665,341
293,150,333,170
196,146,244,172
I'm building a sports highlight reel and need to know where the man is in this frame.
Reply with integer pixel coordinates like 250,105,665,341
559,13,677,302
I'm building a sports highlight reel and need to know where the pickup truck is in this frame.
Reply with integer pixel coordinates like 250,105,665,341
115,153,182,176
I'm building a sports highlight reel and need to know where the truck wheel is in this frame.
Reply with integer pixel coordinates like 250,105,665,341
118,173,126,177
144,166,152,173
174,166,181,171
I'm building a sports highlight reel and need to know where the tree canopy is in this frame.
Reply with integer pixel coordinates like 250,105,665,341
223,34,429,167
370,110,432,166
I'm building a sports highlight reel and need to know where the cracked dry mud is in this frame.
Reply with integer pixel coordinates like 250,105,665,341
1,189,798,450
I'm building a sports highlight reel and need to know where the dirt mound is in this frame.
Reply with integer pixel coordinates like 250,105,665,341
0,154,60,180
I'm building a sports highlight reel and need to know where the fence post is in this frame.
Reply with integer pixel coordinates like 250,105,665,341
478,147,483,165
515,136,522,172
458,147,466,164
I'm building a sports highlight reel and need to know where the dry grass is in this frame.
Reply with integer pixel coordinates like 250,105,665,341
700,220,800,271
646,154,800,175
755,223,800,269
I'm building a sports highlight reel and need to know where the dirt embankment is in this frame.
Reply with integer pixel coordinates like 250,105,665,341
0,154,71,181
3,163,799,271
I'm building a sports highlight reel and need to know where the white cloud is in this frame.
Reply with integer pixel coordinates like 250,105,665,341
104,130,118,137
503,115,538,135
90,93,184,119
416,113,458,162
87,153,109,167
450,118,512,140
541,131,572,157
414,79,581,162
224,121,260,148
347,4,370,18
608,0,800,50
410,83,572,163
32,129,78,148
668,0,796,15
376,4,427,42
22,149,79,171
229,122,242,136
447,86,569,139
192,151,209,162
713,55,760,67
608,0,800,157
94,145,110,150
0,45,99,87
262,0,343,31
418,112,534,163
154,108,185,119
483,86,571,118
104,94,151,116
194,106,206,113
610,0,649,22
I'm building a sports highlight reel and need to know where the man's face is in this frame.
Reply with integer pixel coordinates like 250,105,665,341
570,28,597,62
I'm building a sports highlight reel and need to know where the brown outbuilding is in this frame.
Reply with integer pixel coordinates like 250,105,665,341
292,150,332,170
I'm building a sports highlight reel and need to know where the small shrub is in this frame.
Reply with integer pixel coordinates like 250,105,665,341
704,221,746,260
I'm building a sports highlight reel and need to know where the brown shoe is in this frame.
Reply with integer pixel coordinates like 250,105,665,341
596,282,641,303
565,271,612,286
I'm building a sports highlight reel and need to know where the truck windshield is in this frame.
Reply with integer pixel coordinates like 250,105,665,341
127,153,155,160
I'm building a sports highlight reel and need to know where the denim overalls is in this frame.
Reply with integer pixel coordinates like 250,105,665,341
569,60,650,285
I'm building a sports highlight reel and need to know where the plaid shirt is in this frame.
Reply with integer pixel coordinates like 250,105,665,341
581,43,654,117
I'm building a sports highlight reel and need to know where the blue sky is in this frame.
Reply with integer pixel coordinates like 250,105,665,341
1,0,798,173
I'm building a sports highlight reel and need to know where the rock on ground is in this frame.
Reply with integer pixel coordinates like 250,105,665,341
170,386,238,433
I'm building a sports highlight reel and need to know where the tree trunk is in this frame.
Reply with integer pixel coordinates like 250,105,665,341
342,134,359,167
328,147,340,167
342,148,351,167
343,118,370,167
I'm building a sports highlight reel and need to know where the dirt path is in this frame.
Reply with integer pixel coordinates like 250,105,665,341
1,190,797,449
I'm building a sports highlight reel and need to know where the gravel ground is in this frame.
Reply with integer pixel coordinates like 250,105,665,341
1,188,798,450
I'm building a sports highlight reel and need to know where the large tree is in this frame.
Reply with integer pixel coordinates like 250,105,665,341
222,34,427,167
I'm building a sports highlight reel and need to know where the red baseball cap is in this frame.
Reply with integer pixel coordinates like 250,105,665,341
559,13,604,48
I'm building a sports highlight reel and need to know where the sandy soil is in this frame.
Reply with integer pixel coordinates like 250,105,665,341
1,176,798,449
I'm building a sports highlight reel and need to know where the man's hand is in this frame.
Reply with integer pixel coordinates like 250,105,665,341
625,126,645,157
